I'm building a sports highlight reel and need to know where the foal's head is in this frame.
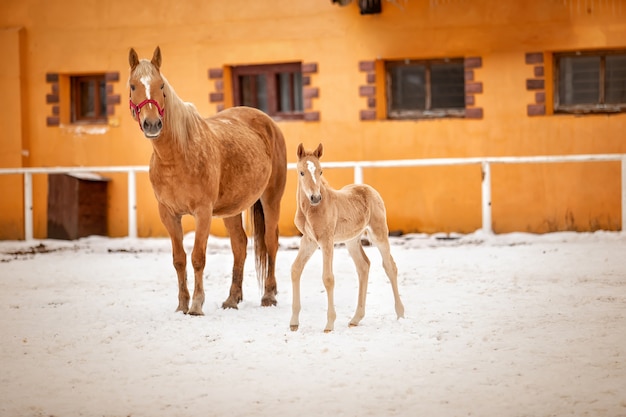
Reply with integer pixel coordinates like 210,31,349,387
128,46,166,139
296,143,324,206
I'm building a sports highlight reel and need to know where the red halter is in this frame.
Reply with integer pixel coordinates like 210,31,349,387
129,99,165,131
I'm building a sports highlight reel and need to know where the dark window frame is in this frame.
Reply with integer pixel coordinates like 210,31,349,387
554,50,626,114
70,74,107,124
232,62,304,121
385,58,466,120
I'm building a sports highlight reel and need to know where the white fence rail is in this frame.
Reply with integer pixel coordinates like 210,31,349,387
1,154,625,240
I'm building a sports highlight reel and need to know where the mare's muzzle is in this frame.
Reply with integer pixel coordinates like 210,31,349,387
129,99,165,138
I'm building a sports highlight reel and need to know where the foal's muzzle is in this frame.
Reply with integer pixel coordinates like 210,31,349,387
310,194,322,206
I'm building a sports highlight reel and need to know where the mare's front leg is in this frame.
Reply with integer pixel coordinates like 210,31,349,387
320,237,337,333
188,208,213,315
158,205,189,313
290,235,318,331
222,214,247,309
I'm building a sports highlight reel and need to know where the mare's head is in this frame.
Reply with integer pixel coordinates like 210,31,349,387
296,143,324,206
128,46,166,139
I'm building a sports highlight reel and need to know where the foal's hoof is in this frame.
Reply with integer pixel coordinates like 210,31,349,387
290,324,299,331
188,307,205,316
175,305,189,314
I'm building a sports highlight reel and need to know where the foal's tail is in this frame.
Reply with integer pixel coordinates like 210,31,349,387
252,200,268,290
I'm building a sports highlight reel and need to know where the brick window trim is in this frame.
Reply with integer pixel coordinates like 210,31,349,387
208,62,320,122
359,56,484,121
525,52,546,117
45,72,121,127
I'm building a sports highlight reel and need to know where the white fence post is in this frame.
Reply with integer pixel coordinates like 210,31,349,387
24,172,33,241
481,161,492,234
128,170,138,239
354,164,364,185
622,157,626,232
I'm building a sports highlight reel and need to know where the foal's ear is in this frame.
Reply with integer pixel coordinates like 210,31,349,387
129,48,139,70
151,46,162,71
297,143,305,159
314,143,324,159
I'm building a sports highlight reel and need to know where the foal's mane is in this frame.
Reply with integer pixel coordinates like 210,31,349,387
132,60,205,153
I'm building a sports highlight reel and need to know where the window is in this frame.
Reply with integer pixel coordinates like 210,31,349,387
232,63,303,120
71,74,107,123
386,59,465,119
555,51,626,114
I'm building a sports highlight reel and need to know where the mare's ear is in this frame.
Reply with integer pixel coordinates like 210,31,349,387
297,143,305,159
129,48,139,71
314,143,324,159
151,46,162,71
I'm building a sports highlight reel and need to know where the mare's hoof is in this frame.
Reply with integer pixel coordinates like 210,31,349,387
349,322,358,327
188,308,204,316
290,324,299,332
261,295,277,307
323,329,333,333
222,299,239,309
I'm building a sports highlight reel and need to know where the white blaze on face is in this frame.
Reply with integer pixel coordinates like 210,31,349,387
306,160,317,184
140,75,152,109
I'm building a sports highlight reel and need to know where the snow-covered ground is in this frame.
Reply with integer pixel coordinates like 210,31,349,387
1,231,625,417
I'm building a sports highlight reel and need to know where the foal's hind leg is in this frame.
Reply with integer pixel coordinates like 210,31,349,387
222,214,248,309
345,237,370,327
369,221,405,319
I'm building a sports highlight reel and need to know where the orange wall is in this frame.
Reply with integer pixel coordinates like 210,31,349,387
0,27,25,239
1,0,625,239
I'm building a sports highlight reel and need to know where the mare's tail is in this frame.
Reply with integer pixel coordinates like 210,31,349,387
252,200,268,291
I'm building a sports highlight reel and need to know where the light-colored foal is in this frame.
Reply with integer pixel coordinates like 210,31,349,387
290,143,405,332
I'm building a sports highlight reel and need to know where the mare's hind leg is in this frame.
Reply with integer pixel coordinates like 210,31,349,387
259,189,283,307
369,218,405,319
158,205,189,313
222,214,248,309
345,237,371,327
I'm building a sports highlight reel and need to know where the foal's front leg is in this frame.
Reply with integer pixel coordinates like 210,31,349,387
320,238,337,332
290,235,318,331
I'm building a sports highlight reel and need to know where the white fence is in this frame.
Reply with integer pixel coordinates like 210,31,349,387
1,154,625,240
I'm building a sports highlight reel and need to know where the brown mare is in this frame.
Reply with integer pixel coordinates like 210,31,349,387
290,143,405,332
128,46,287,315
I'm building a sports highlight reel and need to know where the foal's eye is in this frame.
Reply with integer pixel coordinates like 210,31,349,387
300,171,304,176
130,85,136,91
161,83,164,90
319,170,323,175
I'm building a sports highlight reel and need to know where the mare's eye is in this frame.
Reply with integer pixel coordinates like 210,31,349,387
300,171,304,176
130,84,136,91
319,170,323,175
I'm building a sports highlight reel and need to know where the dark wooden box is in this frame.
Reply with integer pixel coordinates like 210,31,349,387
47,173,110,240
